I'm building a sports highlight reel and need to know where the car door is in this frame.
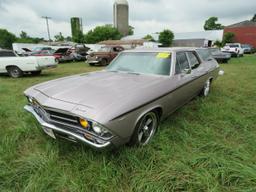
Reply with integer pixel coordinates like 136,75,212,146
186,51,206,96
165,51,196,114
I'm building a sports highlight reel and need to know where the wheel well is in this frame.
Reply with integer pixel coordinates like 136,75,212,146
6,65,20,71
152,107,163,120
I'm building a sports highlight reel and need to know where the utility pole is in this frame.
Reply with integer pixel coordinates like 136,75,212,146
42,16,52,44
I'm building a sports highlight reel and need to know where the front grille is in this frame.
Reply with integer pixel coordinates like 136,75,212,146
46,110,79,126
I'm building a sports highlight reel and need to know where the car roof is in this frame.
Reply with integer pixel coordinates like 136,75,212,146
123,47,198,53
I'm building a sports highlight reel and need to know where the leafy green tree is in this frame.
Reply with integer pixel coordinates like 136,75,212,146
222,32,235,45
251,14,256,22
128,26,134,35
204,17,224,30
214,40,223,48
0,29,17,49
143,34,155,42
158,29,174,47
65,36,72,42
54,32,65,42
84,25,122,44
16,31,44,44
20,31,29,39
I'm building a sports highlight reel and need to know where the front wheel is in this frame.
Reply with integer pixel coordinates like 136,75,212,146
100,59,108,66
129,111,159,147
7,66,23,78
200,79,211,97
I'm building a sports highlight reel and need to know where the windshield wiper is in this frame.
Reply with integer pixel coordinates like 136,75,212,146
127,72,140,75
108,70,119,73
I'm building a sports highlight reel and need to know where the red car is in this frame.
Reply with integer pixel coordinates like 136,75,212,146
31,48,73,63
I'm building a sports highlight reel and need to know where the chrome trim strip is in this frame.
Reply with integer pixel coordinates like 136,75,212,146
24,105,111,149
49,114,78,123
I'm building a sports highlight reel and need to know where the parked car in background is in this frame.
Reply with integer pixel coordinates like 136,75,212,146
196,48,231,64
69,44,90,61
209,48,231,63
241,44,253,54
86,45,124,66
221,43,244,57
0,49,57,78
53,48,74,63
24,48,220,149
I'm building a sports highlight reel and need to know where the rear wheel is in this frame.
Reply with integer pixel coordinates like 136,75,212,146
129,111,159,147
7,66,23,78
100,59,108,66
200,79,211,97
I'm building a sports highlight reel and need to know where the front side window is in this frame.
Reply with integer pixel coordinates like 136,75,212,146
107,52,171,76
113,47,123,52
175,52,190,74
99,47,111,52
187,52,200,69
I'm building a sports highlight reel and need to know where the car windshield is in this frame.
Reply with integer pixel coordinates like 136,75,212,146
107,52,172,76
242,44,250,48
228,45,239,48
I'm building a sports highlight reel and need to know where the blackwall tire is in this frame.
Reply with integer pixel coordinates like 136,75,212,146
200,79,211,97
7,66,23,78
129,111,159,147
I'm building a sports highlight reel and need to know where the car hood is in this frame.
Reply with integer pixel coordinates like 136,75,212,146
29,71,169,120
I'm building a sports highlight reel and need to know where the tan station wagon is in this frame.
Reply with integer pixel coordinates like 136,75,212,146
24,48,220,149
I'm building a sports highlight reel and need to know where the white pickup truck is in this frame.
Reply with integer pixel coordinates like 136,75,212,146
221,43,244,57
0,49,57,78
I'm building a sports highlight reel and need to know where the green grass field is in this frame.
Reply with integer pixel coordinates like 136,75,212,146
0,56,256,191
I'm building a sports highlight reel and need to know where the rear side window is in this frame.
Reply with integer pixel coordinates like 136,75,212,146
0,51,16,57
176,52,190,74
187,52,200,69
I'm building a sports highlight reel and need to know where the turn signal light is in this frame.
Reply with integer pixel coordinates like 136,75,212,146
79,118,89,128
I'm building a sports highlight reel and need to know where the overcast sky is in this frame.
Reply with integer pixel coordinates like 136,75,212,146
0,0,255,39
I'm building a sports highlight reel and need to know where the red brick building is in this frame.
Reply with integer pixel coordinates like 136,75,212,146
224,20,256,48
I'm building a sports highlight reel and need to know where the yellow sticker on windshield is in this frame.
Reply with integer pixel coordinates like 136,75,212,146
156,52,170,59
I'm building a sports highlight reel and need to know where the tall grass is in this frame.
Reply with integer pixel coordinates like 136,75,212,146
0,57,256,191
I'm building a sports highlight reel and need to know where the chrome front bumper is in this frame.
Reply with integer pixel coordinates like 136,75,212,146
24,105,111,149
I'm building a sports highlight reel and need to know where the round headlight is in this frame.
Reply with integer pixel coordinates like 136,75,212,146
79,118,89,128
93,125,103,134
27,97,33,103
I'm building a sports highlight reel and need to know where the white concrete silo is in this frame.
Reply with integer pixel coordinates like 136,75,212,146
113,0,129,36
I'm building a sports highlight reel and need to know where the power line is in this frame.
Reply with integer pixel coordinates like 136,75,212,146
42,16,52,44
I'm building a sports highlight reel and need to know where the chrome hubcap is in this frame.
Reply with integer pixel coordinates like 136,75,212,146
138,112,157,145
204,80,210,96
11,69,19,77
